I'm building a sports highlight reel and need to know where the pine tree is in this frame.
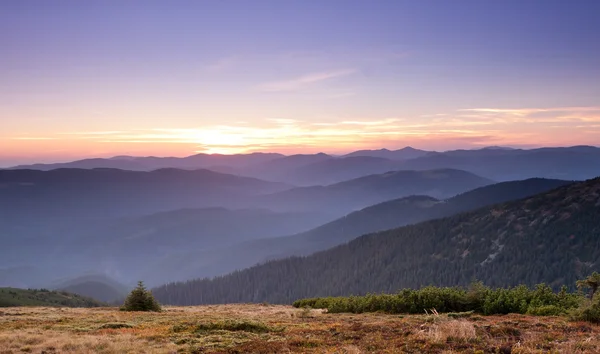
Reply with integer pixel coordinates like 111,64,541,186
121,281,161,312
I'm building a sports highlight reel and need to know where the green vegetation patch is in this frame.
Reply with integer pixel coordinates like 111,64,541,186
194,320,274,333
0,287,105,308
293,282,583,317
98,322,135,330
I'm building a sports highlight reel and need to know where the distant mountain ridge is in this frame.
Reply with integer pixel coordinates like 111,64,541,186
9,145,600,183
253,168,493,216
342,146,430,160
152,177,599,305
9,152,284,171
402,145,600,181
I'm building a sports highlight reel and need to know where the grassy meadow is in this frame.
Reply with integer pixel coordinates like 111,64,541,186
1,304,599,353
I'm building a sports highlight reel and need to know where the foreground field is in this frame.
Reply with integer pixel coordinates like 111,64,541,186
1,305,599,353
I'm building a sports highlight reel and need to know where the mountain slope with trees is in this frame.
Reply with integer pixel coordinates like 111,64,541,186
153,177,600,305
151,178,571,283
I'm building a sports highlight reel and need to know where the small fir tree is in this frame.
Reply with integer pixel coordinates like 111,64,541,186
121,281,161,312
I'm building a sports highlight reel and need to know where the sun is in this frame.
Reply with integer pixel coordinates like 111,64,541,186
197,146,250,155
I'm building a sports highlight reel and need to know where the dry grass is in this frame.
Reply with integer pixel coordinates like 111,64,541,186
423,319,477,344
0,305,599,353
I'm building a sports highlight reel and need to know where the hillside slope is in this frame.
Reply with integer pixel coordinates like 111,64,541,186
0,288,105,307
255,168,492,216
0,168,291,220
151,178,571,282
153,177,600,305
50,274,130,303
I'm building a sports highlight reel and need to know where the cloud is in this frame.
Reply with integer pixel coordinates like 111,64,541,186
257,68,357,92
7,105,600,158
61,131,127,136
458,107,600,123
10,137,59,140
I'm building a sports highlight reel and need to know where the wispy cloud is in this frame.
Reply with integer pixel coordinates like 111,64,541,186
258,68,357,92
7,106,600,158
457,106,600,124
10,137,59,140
61,131,127,136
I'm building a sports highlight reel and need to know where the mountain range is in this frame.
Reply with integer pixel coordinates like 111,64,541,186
152,177,600,305
8,146,600,183
3,145,600,305
143,178,572,284
0,167,488,289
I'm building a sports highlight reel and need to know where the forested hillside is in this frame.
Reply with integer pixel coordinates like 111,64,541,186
152,178,571,283
153,177,600,305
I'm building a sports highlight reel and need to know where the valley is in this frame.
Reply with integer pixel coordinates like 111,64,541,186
3,1,600,352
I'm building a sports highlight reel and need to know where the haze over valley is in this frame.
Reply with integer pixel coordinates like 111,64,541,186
1,146,599,294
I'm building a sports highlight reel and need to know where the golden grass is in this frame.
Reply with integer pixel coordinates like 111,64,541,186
0,305,599,353
423,319,477,343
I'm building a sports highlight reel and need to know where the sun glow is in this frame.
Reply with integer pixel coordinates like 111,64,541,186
3,106,600,165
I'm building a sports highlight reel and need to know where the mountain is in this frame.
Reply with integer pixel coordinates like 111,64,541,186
255,168,493,216
401,146,600,181
10,158,151,171
343,147,430,160
232,153,334,184
481,146,515,150
9,152,284,171
0,168,300,287
281,156,403,186
51,274,129,303
0,288,105,307
12,146,600,183
0,168,291,221
150,178,570,283
152,177,600,305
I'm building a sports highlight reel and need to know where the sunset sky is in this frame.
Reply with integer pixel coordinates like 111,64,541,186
1,0,600,166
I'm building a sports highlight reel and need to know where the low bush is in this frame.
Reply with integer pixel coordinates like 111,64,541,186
570,298,600,323
99,323,134,329
194,320,273,333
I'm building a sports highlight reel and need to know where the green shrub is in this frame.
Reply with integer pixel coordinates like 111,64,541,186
527,305,564,316
99,322,134,329
571,297,600,323
194,320,273,333
293,282,583,316
120,281,161,312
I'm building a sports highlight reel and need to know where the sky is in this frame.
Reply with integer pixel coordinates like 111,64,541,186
1,0,600,166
